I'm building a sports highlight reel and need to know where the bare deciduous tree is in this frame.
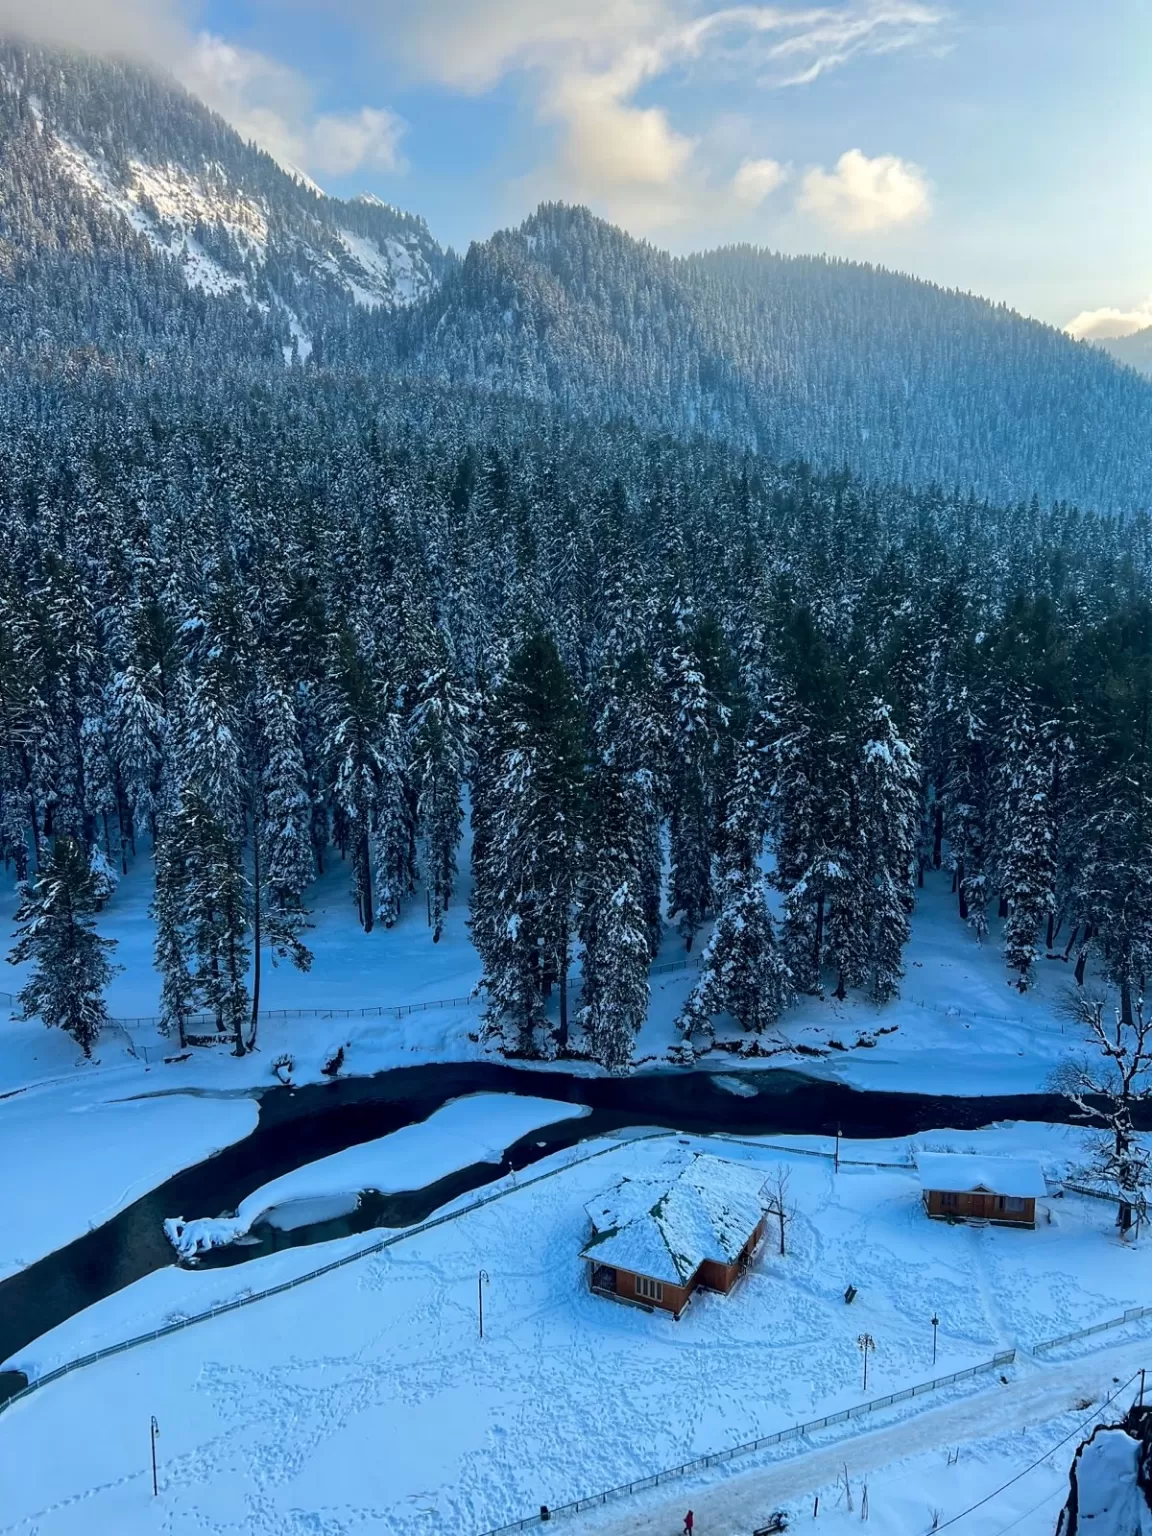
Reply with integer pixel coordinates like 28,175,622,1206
1052,988,1152,1235
761,1166,795,1256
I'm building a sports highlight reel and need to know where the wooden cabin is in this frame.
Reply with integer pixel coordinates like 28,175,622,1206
917,1152,1046,1228
580,1152,768,1319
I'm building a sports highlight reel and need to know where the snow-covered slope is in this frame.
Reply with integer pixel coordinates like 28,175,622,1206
0,36,447,357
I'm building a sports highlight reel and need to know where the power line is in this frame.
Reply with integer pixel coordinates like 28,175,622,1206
926,1369,1144,1535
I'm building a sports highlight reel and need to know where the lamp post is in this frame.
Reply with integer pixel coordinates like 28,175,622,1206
478,1269,490,1340
857,1333,875,1393
150,1416,160,1497
931,1313,939,1368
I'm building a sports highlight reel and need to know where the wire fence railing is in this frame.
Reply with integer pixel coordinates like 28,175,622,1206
97,957,700,1046
479,1349,1019,1535
1033,1305,1152,1354
0,1130,676,1420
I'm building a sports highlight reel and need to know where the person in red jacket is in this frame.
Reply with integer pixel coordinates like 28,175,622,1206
683,1513,694,1534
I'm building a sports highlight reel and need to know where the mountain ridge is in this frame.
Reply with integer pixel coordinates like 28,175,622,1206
1,37,1150,515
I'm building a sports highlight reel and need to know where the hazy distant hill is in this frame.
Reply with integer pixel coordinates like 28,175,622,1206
1097,327,1152,377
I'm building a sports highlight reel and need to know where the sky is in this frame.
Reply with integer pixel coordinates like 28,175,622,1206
0,0,1148,336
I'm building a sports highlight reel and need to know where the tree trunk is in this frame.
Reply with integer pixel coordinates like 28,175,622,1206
558,950,569,1054
1121,977,1134,1027
932,804,943,869
998,894,1009,920
249,830,261,1050
361,833,374,933
28,792,42,872
812,894,825,989
957,858,968,921
229,936,245,1058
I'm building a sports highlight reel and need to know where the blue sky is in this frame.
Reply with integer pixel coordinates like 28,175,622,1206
7,0,1150,334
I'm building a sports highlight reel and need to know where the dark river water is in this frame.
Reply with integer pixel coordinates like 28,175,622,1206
0,1060,1095,1405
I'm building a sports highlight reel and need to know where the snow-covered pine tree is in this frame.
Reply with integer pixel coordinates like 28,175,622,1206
577,767,650,1072
106,660,163,856
470,631,585,1056
592,646,667,958
857,700,922,1004
8,834,119,1056
995,697,1056,989
249,674,314,1047
324,630,388,932
153,813,196,1049
940,689,991,938
409,662,471,941
665,629,731,950
676,868,791,1054
176,783,251,1054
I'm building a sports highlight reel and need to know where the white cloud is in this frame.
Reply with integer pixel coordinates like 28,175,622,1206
733,156,789,205
0,0,406,181
352,0,943,232
185,34,405,178
1065,303,1152,342
798,147,930,232
0,0,186,60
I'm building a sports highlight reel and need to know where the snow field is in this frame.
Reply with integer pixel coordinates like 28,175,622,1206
3,857,1085,1110
0,1087,259,1279
565,1339,1151,1536
2,1123,1150,1536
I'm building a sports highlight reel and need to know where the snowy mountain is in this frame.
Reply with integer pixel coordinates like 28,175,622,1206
387,203,1152,516
4,41,1152,513
0,38,448,363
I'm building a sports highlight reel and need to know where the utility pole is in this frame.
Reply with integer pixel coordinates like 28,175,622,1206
931,1313,939,1368
478,1268,490,1340
835,1125,841,1173
857,1333,875,1393
150,1416,160,1497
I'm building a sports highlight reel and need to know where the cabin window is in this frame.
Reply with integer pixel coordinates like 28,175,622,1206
940,1191,958,1208
635,1275,664,1302
1004,1196,1026,1213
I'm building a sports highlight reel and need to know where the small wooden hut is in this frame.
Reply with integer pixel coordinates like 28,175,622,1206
580,1152,767,1319
917,1152,1046,1228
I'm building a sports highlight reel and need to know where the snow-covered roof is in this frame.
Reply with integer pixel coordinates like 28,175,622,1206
580,1153,767,1286
916,1153,1046,1198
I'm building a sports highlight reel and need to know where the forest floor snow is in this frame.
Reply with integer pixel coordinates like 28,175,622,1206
2,1124,1151,1536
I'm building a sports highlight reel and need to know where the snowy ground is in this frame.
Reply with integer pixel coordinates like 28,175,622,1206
2,1122,1150,1535
0,840,1117,1352
0,1086,259,1279
564,1340,1149,1536
0,851,1088,1105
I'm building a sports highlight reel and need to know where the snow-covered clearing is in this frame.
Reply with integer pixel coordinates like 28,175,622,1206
2,1124,1149,1536
0,1087,258,1280
163,1092,590,1258
2,855,1085,1104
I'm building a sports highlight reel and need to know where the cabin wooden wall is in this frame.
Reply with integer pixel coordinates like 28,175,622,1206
923,1191,1036,1226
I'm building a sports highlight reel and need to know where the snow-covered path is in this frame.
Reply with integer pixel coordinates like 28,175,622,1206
566,1342,1149,1536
